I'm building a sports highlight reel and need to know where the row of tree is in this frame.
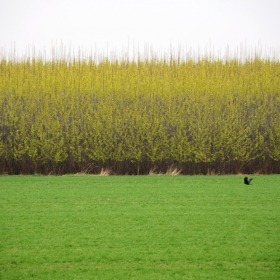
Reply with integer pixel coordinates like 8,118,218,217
0,56,279,174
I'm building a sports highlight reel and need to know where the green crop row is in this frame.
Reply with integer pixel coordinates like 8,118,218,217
0,54,280,174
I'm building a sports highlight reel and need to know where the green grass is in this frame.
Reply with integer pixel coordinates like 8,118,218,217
0,175,279,279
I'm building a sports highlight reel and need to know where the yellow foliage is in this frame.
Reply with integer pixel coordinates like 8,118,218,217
0,50,279,173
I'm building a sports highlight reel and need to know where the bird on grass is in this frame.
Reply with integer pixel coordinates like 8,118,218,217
244,176,253,185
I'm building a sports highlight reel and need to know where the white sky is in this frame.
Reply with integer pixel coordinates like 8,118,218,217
0,0,280,60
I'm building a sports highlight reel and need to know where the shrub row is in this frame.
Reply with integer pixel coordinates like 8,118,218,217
0,54,280,174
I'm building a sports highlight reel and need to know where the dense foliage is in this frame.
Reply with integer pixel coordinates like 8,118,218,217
0,53,280,174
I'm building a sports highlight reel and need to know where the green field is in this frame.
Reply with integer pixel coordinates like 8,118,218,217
1,175,279,279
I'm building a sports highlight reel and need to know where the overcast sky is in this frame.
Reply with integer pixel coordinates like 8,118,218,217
1,0,279,59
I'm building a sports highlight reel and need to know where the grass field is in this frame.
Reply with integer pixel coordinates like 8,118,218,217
0,175,279,279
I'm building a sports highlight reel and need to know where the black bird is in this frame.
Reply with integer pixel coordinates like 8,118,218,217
244,176,253,185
